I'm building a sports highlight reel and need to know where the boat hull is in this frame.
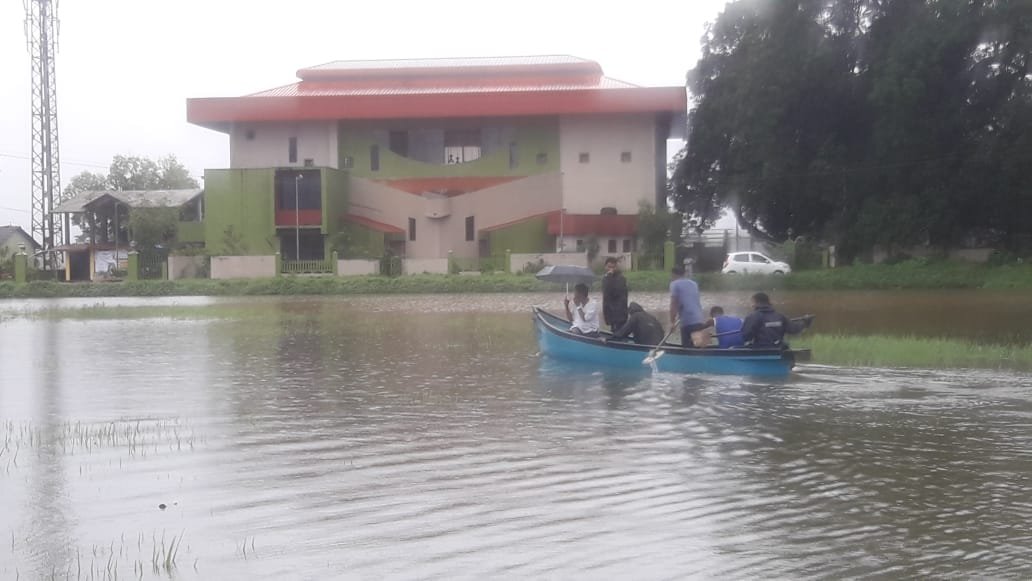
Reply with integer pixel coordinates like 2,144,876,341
533,307,802,377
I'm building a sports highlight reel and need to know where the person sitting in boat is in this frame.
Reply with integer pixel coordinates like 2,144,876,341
707,306,744,348
607,302,664,345
564,283,600,337
741,292,809,348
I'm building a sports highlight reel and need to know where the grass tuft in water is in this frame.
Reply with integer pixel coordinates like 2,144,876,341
795,333,1032,371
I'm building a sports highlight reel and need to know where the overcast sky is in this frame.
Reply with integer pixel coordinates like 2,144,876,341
0,0,730,231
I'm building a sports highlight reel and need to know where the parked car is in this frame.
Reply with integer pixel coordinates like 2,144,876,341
722,252,791,275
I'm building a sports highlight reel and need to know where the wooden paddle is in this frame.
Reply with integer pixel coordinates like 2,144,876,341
642,317,681,366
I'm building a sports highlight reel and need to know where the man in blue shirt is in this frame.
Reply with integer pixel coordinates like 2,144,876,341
669,266,707,347
707,306,744,348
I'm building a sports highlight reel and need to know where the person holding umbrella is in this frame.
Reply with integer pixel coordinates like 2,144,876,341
601,257,629,332
564,283,600,337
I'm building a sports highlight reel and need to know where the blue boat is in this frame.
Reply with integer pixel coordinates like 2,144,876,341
533,307,809,377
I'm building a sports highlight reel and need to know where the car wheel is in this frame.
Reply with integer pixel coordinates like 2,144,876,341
726,271,737,275
773,270,785,275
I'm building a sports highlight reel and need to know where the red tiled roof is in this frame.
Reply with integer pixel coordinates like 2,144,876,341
187,55,685,128
342,213,404,234
547,212,638,237
376,176,522,196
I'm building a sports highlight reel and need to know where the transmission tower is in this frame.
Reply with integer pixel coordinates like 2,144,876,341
24,0,63,269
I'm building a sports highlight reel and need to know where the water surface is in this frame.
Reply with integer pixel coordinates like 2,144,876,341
1,294,1031,579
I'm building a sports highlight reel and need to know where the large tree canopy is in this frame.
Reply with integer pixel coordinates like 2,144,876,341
671,0,1032,258
62,154,199,201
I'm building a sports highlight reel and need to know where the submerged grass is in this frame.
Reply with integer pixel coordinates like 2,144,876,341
0,260,1030,299
795,333,1032,371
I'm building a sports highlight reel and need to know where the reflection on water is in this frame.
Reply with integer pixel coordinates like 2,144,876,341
2,295,1032,579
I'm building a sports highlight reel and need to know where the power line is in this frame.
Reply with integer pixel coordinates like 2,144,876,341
0,206,30,213
0,152,108,169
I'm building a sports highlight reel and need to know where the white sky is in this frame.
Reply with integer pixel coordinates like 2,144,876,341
0,0,731,231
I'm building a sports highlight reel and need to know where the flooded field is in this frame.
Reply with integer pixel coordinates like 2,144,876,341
2,292,1032,578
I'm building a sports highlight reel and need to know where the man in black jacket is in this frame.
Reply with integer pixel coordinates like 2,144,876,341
741,292,810,348
601,257,629,332
608,302,665,345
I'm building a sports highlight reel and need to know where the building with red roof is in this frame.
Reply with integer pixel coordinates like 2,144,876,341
187,55,686,265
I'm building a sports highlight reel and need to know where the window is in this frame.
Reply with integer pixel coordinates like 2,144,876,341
341,156,354,169
389,131,409,157
579,152,590,164
536,153,548,165
275,170,321,210
288,137,298,163
245,129,255,141
733,254,748,263
620,151,632,163
303,158,314,167
607,239,617,253
408,217,416,241
444,130,481,164
751,253,770,263
622,239,632,252
576,239,585,252
370,145,380,171
465,216,475,241
508,142,519,170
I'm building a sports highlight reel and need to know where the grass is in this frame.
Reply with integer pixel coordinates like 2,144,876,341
794,333,1032,371
0,259,1030,299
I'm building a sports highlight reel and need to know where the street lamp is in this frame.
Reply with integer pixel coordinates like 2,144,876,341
294,174,302,261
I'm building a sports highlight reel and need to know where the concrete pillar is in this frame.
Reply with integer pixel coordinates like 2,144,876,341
160,260,169,280
331,251,339,275
14,252,28,284
447,249,455,274
274,252,282,277
127,251,140,281
663,240,675,272
505,249,511,274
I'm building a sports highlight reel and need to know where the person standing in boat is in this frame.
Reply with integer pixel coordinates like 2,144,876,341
601,256,629,332
707,306,745,348
607,302,664,345
741,292,810,348
669,265,707,347
564,283,600,337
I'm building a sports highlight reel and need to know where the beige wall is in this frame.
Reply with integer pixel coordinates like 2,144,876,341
402,258,449,274
167,255,206,280
558,114,657,214
348,172,562,259
337,259,379,276
211,255,276,279
230,122,338,169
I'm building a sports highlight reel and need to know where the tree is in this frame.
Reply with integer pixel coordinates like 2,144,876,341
672,0,1032,260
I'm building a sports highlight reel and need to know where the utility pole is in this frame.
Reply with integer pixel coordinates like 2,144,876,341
24,0,63,269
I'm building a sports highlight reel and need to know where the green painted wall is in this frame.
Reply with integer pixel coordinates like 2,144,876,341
333,222,387,259
321,167,349,257
204,168,277,255
338,119,560,179
487,215,552,255
177,221,205,244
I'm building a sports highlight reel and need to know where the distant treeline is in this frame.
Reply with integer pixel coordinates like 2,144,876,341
671,0,1032,260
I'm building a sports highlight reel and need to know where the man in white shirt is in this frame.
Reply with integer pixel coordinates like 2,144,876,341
564,283,600,336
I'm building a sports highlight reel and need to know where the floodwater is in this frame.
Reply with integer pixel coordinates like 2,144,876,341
2,292,1032,579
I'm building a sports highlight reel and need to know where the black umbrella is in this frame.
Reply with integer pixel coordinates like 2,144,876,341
535,264,597,296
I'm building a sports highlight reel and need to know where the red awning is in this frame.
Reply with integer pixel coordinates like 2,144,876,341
343,213,405,234
546,213,638,237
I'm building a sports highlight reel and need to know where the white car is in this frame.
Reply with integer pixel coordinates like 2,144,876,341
722,252,791,275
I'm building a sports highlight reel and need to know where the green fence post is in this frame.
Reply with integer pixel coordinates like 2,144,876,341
127,251,140,281
331,251,339,276
663,240,675,271
14,251,28,284
275,252,282,277
447,250,455,275
505,249,511,274
161,259,169,280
